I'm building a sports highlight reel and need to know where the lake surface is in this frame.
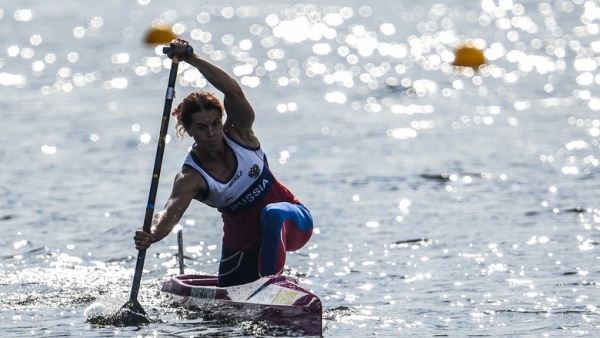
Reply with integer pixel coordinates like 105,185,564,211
1,0,599,336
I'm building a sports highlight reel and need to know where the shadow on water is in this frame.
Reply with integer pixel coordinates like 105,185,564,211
159,304,311,337
390,238,433,250
393,238,431,245
342,175,406,191
494,309,589,315
168,320,305,337
2,246,46,259
322,306,357,334
525,207,598,216
323,305,356,321
419,172,491,182
1,214,15,221
420,173,452,181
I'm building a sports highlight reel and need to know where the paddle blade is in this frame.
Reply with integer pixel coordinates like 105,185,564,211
116,299,151,326
87,299,150,327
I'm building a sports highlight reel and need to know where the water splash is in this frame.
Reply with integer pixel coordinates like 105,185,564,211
84,293,129,321
86,299,151,327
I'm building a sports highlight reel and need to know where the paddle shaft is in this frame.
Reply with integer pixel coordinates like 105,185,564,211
128,60,180,303
177,229,184,275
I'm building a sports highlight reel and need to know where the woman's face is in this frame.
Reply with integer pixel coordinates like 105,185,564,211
187,109,224,151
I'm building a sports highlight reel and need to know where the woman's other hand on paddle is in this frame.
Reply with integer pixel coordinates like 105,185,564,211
134,230,154,250
167,38,195,62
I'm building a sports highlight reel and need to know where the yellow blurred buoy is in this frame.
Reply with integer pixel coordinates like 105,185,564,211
453,44,486,69
144,25,176,45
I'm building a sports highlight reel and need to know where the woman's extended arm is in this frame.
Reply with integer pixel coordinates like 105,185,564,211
167,39,257,144
134,168,205,249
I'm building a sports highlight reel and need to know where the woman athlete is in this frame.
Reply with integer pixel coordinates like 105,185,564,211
133,39,313,287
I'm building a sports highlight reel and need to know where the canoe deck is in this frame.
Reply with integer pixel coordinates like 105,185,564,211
161,274,322,335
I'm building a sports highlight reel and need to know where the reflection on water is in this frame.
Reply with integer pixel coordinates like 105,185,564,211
1,0,600,336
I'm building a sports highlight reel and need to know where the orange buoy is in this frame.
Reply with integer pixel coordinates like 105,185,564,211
453,44,486,69
144,25,176,45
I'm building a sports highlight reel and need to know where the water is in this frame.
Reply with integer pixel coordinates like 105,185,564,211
1,0,599,336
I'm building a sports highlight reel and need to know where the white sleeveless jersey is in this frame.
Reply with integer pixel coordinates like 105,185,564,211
182,134,274,213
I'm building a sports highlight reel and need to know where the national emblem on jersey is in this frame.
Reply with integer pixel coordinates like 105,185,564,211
248,164,261,178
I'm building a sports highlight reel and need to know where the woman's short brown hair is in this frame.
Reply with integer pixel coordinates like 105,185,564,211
172,91,223,139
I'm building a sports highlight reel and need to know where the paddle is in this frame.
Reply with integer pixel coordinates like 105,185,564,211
115,45,193,326
177,229,185,275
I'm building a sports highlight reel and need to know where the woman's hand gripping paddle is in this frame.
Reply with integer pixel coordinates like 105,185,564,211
104,45,193,327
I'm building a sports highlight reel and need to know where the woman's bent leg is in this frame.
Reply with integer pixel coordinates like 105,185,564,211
259,203,313,276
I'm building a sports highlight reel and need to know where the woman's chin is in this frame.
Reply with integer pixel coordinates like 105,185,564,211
197,142,221,153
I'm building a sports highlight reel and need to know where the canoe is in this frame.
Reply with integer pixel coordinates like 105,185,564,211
161,274,322,335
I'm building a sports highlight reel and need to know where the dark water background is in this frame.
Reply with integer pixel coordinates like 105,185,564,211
1,1,599,336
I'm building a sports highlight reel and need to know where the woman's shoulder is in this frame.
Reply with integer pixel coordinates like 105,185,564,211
177,166,208,192
179,166,205,182
223,126,261,150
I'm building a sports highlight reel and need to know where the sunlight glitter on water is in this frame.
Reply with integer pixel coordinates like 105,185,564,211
2,0,600,336
2,253,136,311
